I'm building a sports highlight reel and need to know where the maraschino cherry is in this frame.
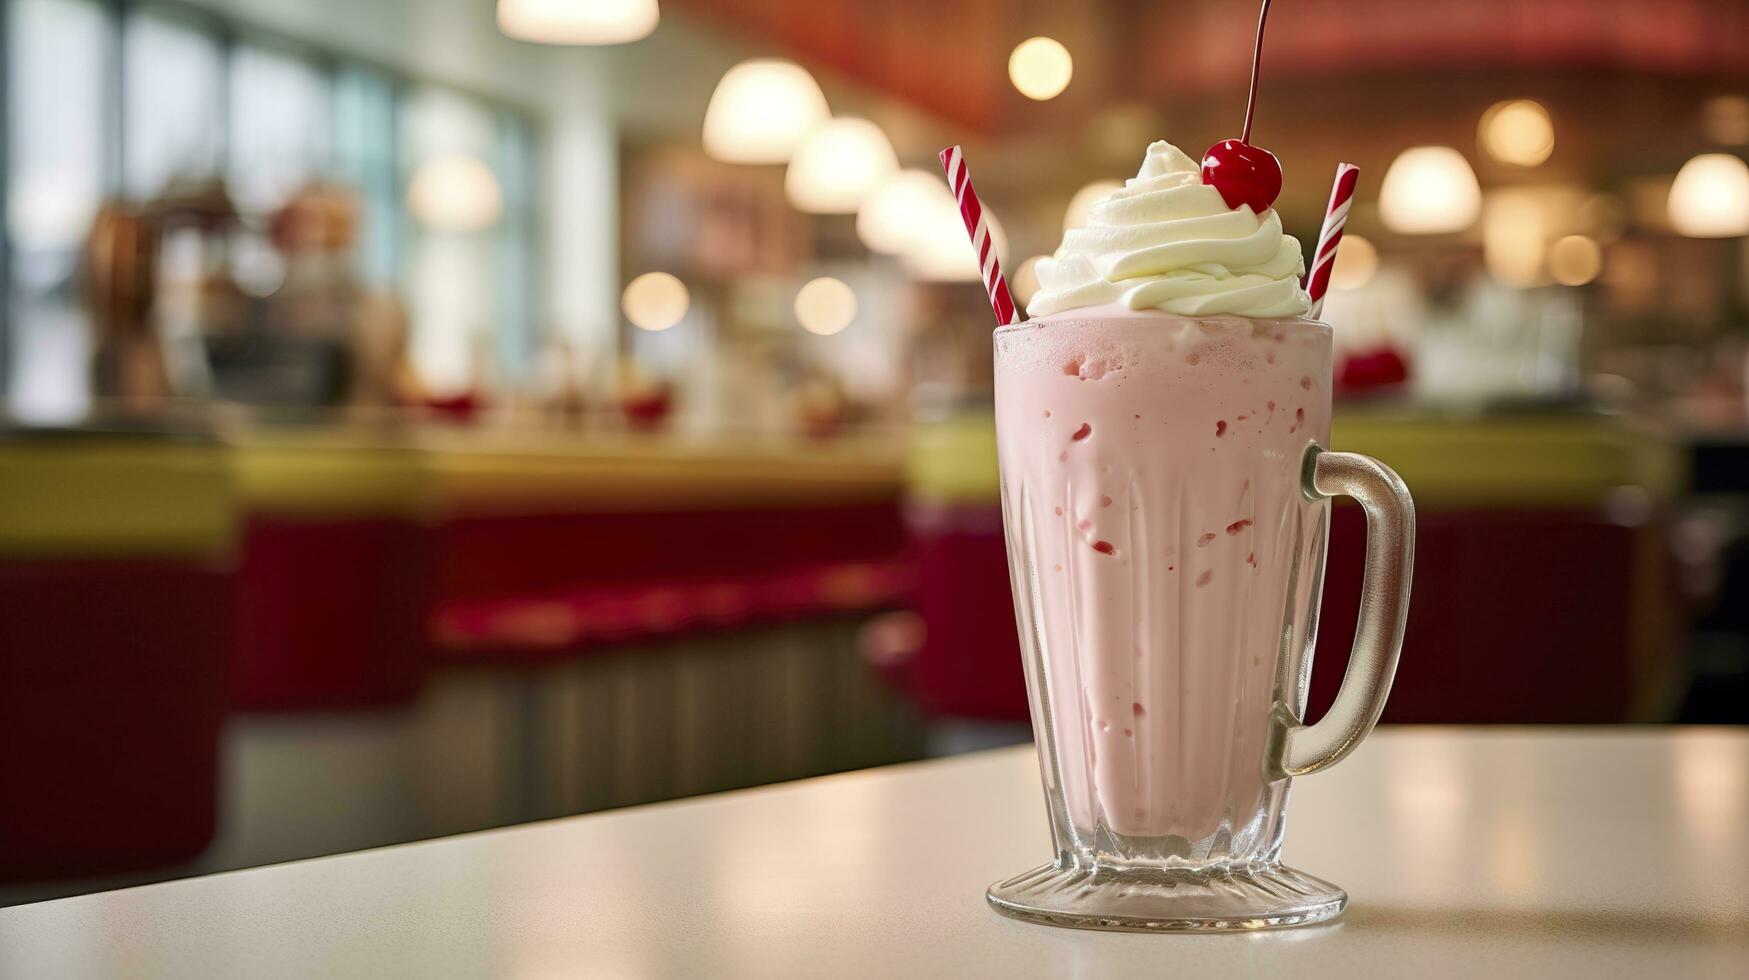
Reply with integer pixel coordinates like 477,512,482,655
1202,0,1283,213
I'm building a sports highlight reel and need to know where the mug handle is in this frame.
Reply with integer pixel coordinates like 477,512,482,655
1265,445,1416,781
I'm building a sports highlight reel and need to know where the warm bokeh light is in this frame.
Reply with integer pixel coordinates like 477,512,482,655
905,208,1007,283
784,117,898,214
406,154,502,231
1702,94,1749,146
496,0,658,45
1479,99,1555,167
1063,180,1122,231
1008,37,1073,101
1329,234,1379,290
794,277,857,336
621,271,689,331
1483,192,1548,287
1668,153,1749,237
1011,255,1048,306
857,170,952,255
702,59,830,164
1380,146,1481,234
1549,235,1603,286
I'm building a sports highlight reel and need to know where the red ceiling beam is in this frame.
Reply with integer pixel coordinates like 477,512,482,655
667,0,1749,135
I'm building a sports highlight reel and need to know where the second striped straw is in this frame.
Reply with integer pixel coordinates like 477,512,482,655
1304,162,1359,321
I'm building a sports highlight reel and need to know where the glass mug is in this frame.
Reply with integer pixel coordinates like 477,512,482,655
987,311,1414,931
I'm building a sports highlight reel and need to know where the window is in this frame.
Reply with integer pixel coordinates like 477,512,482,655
227,43,331,214
6,0,109,420
333,67,400,288
493,111,538,383
400,86,502,396
2,2,543,406
122,8,224,199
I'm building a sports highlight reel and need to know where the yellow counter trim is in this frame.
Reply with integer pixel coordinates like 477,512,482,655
233,435,432,520
906,414,1001,506
0,440,235,560
1330,411,1684,509
425,433,906,515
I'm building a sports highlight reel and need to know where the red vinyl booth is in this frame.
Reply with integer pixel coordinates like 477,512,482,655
229,434,432,710
0,432,235,880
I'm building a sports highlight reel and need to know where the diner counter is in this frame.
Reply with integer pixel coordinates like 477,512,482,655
0,425,910,553
2,729,1743,978
1,408,1676,535
419,431,905,513
232,427,907,517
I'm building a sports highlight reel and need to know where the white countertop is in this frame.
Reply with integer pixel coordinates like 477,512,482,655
2,729,1745,978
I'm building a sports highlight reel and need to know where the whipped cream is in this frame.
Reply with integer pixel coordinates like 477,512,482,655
1027,141,1312,319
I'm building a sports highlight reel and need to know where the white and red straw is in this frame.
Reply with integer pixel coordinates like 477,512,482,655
1304,162,1359,321
939,145,1020,327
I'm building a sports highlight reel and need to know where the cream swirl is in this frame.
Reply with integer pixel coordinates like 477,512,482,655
1027,141,1311,319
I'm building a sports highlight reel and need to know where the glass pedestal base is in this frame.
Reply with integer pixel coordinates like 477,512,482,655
987,861,1346,932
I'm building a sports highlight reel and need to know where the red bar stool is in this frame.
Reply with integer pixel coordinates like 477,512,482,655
0,430,235,880
899,411,1029,723
420,436,917,820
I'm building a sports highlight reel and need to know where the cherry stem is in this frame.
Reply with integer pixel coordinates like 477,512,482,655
1241,0,1272,145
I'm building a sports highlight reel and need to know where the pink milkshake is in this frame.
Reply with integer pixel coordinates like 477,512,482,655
987,139,1413,931
995,308,1330,847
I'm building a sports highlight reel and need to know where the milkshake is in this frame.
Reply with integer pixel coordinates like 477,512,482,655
986,139,1413,930
997,139,1329,853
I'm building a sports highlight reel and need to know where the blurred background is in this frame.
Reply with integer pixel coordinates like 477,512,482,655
2,0,1747,903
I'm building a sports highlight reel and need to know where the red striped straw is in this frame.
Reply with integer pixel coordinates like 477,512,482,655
1304,162,1360,321
939,145,1020,326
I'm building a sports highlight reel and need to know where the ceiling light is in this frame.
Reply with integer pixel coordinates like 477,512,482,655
1668,153,1749,237
702,59,830,164
496,0,658,45
784,117,898,214
1379,146,1481,235
858,170,955,255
